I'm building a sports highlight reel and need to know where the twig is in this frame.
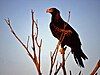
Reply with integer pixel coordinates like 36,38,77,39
90,59,100,75
35,19,42,74
95,73,98,75
65,51,71,61
31,10,42,75
78,71,81,75
56,61,58,71
61,50,67,75
67,11,70,22
54,63,62,75
69,70,72,75
4,19,31,55
54,51,71,75
31,9,36,52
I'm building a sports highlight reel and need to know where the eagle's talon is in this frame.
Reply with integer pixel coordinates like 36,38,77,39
59,48,65,54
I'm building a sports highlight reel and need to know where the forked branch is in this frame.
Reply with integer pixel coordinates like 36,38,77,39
5,10,42,75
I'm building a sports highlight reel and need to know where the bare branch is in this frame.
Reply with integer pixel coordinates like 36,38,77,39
78,71,82,75
5,9,42,75
67,11,71,22
4,19,30,55
31,10,35,52
90,59,100,75
65,51,71,61
61,52,67,75
4,19,37,71
56,61,58,71
69,70,72,75
31,9,42,75
54,63,62,75
35,19,42,48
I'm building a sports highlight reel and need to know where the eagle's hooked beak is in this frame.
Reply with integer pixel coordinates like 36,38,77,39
46,8,53,13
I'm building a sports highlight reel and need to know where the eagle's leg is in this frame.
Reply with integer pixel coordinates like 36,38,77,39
59,44,67,54
60,44,67,75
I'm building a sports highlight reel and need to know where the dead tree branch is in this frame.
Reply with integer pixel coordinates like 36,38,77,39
78,71,82,75
90,59,100,75
67,11,70,22
31,10,42,75
4,10,42,75
4,18,31,55
61,49,67,75
54,63,62,75
69,70,72,75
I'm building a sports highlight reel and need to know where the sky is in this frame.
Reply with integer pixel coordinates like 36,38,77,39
0,0,100,75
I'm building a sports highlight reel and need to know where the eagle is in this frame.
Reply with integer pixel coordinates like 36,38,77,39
46,8,88,68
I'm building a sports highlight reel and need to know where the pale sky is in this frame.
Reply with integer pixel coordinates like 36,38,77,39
0,0,100,75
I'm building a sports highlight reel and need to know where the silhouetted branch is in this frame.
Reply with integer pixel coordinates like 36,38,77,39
31,9,36,52
95,73,98,75
61,50,67,75
69,70,72,75
5,9,42,75
31,10,42,75
65,51,71,61
67,11,70,22
54,63,62,75
4,18,31,55
56,61,58,71
90,59,100,75
78,71,82,75
35,19,42,71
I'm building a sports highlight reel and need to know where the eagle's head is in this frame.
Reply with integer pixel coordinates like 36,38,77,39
46,8,60,15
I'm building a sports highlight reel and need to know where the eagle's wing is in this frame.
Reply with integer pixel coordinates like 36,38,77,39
50,22,74,40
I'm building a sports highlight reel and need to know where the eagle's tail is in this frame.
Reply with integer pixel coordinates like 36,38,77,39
72,48,88,68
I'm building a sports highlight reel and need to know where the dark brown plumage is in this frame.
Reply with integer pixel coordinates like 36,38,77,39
46,8,88,67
